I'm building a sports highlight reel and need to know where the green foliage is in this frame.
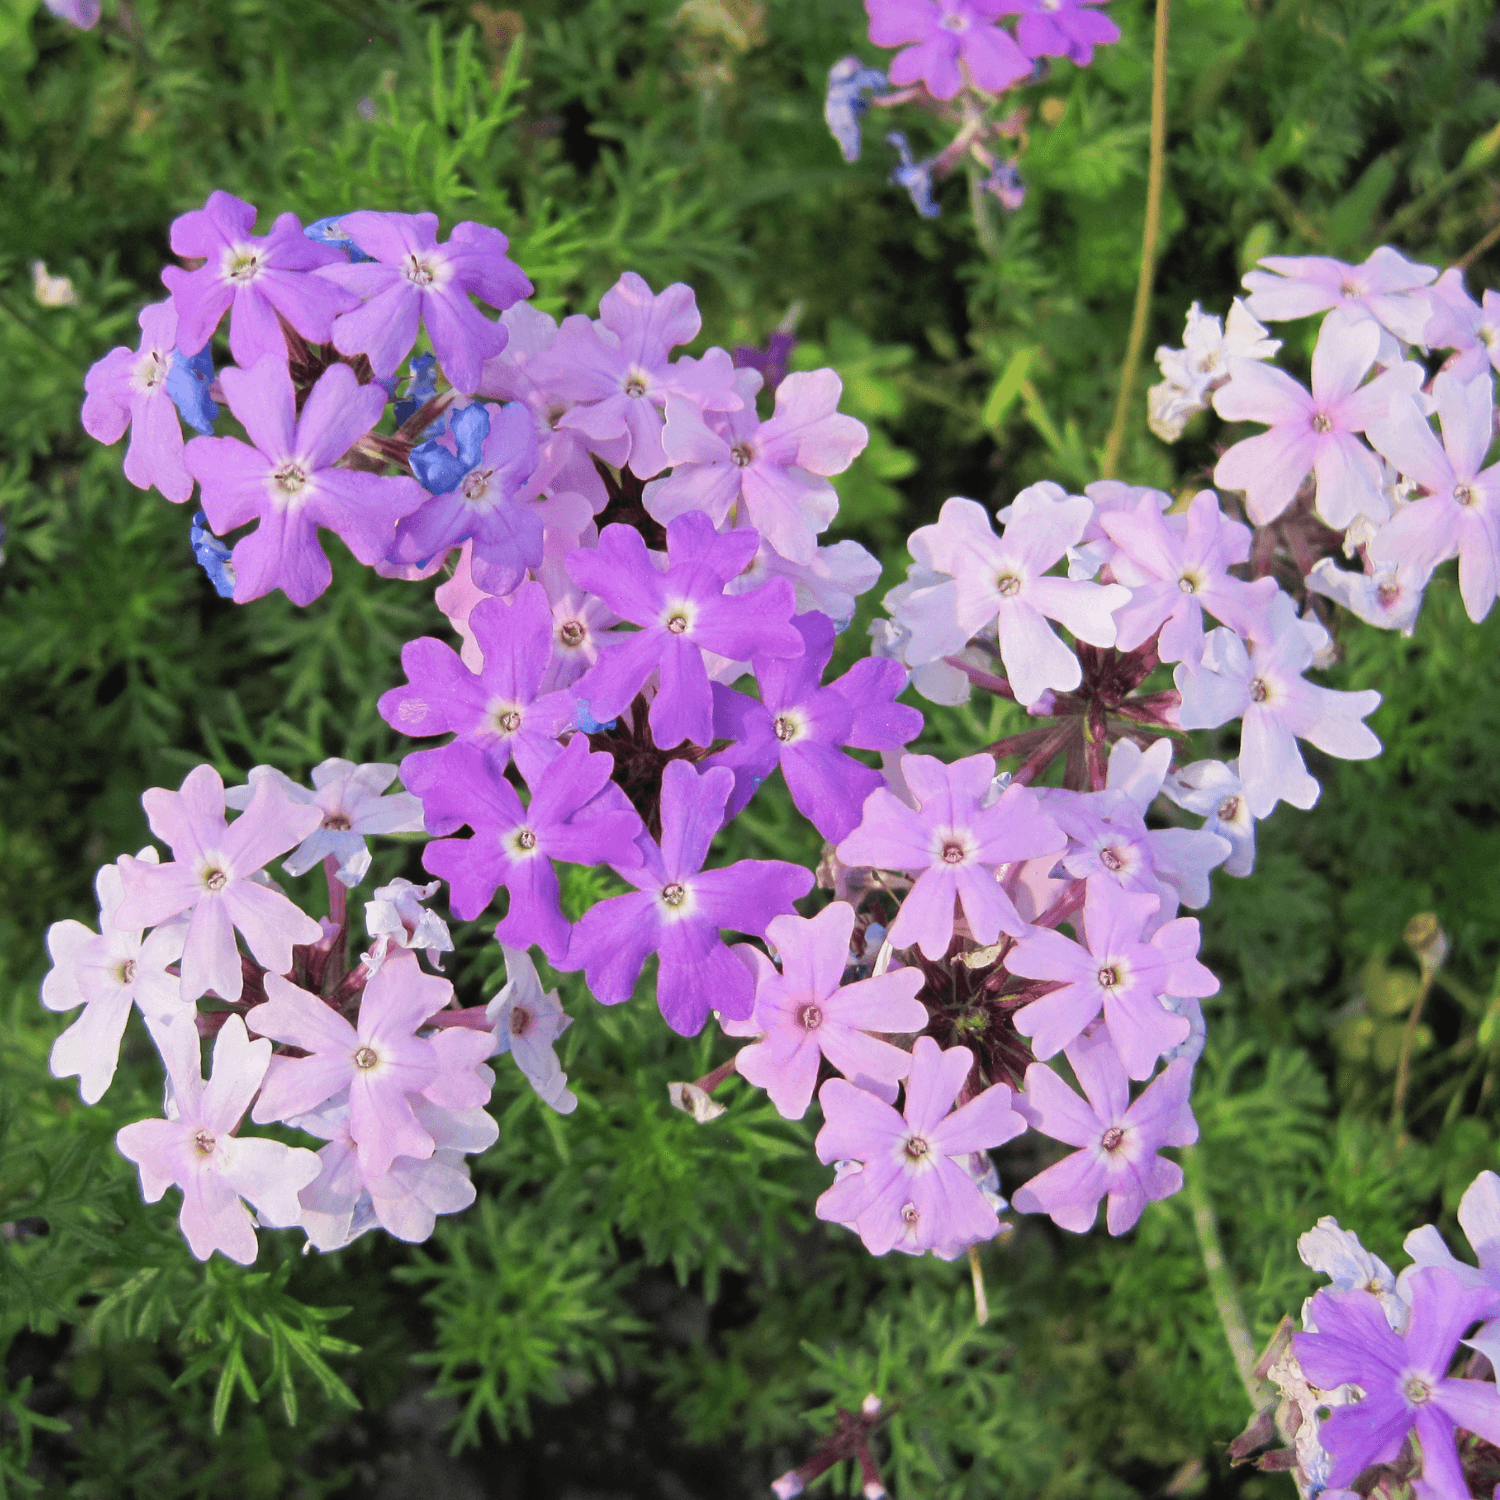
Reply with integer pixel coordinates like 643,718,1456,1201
3,0,1500,1493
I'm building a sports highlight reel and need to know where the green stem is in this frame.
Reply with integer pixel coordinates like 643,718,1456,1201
1183,1144,1261,1407
968,168,1002,261
1390,967,1437,1136
1100,0,1170,479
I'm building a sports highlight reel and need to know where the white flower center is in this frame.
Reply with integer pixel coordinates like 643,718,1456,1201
1402,1373,1435,1406
774,712,803,744
1097,966,1120,989
1178,574,1198,594
225,246,263,283
403,253,438,287
273,462,309,497
491,705,523,734
559,619,587,648
661,882,688,909
136,349,170,391
202,867,228,892
939,10,967,28
461,468,496,504
665,612,690,635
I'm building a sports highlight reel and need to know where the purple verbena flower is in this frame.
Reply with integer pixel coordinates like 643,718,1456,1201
1241,247,1439,344
486,945,578,1114
412,735,644,964
1006,879,1217,1079
865,0,1031,100
116,1015,320,1264
43,852,189,1104
644,370,868,565
250,949,486,1176
1213,309,1425,528
725,902,927,1120
1422,268,1500,382
185,355,426,605
1367,371,1500,623
379,579,578,801
1162,758,1258,878
706,610,923,841
43,0,101,28
115,764,324,1004
160,191,360,366
1403,1170,1500,1371
562,761,814,1035
527,272,742,479
1012,1026,1197,1233
1294,1268,1500,1499
82,300,195,503
998,0,1119,65
838,751,1065,959
815,1035,1027,1256
567,513,805,750
318,212,533,395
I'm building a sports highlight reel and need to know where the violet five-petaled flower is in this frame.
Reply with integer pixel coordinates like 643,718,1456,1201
115,764,324,1004
1294,1267,1500,1499
1241,247,1439,343
865,0,1031,102
707,610,924,841
116,1015,320,1265
380,579,579,801
185,355,426,604
317,211,533,395
564,761,814,1036
250,949,491,1177
724,902,928,1120
1012,1025,1198,1234
837,750,1066,960
161,191,360,367
1006,879,1218,1079
815,1034,1028,1256
412,734,645,964
997,0,1119,65
567,513,806,750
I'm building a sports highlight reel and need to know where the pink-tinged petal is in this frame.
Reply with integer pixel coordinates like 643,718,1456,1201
1241,707,1319,817
187,435,274,534
998,601,1081,707
225,283,286,368
494,855,571,965
656,920,755,1035
1006,926,1093,985
736,1032,824,1119
113,857,202,933
423,288,508,396
251,971,358,1052
658,761,730,878
296,362,388,470
1402,1267,1500,1375
1435,370,1497,481
200,1017,272,1133
124,389,192,502
1013,982,1102,1061
1312,432,1387,530
40,920,95,1013
1432,1377,1500,1449
1020,1059,1106,1149
1458,514,1500,623
645,459,743,529
221,779,323,875
960,21,1031,90
1028,576,1128,648
1282,680,1382,761
818,1025,920,1094
350,1082,434,1179
1366,401,1456,495
167,190,257,257
81,347,137,444
50,990,133,1105
565,890,662,1003
1102,987,1190,1081
362,952,454,1042
1213,360,1314,425
952,863,1026,944
814,1075,907,1162
890,32,962,99
221,1135,320,1229
180,898,242,1003
219,356,297,460
331,283,422,379
423,1029,495,1109
1335,358,1425,433
1214,428,1318,526
1310,313,1380,404
837,785,936,871
1104,1156,1176,1235
380,636,489,740
886,866,959,959
865,0,938,46
823,962,925,1039
929,1082,1026,1156
224,878,322,975
1459,1172,1500,1268
1411,1406,1467,1500
229,505,333,606
115,1118,191,1203
1241,264,1341,322
1012,1149,1109,1233
902,1035,972,1135
309,469,427,566
178,1170,260,1264
251,1052,354,1125
815,1157,904,1232
1065,1030,1129,1123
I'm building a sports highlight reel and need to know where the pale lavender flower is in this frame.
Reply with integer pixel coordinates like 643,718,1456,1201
116,1015,320,1264
886,132,941,217
824,56,889,163
815,1035,1027,1256
865,0,1031,101
1241,247,1439,344
363,877,454,973
1213,309,1425,528
160,192,359,366
724,902,927,1120
486,945,577,1115
563,761,814,1035
185,355,426,605
1148,299,1281,443
567,514,804,750
836,750,1065,960
414,735,644,964
1161,759,1257,878
1367,371,1500,623
224,759,423,888
1422,268,1500,381
727,534,884,632
318,211,532,394
896,494,1129,707
1012,1026,1197,1233
1006,879,1217,1078
1301,1216,1408,1332
998,0,1119,65
379,579,578,797
706,610,924,841
82,300,194,503
1175,599,1383,818
116,764,323,1004
1402,1170,1500,1370
527,272,742,480
43,0,101,27
1294,1268,1500,1498
1102,488,1277,662
250,949,489,1176
645,370,869,565
1307,554,1429,637
43,852,189,1104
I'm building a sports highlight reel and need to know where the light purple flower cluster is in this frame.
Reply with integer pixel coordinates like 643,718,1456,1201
1234,1176,1500,1500
824,0,1119,218
65,200,1467,1287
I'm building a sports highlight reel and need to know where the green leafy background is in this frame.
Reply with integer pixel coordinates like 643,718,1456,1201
2,0,1499,1493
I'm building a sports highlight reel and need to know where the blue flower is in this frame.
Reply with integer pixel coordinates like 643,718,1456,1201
189,511,236,598
395,352,442,428
574,699,618,735
409,403,491,495
982,158,1026,212
887,133,941,218
824,56,888,164
303,214,375,263
166,345,219,435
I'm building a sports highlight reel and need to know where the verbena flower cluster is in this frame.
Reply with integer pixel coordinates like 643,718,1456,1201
1232,1175,1500,1500
824,0,1122,217
51,181,1498,1424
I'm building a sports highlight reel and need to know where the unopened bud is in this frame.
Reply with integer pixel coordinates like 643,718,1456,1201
667,1081,726,1123
862,1485,886,1500
771,1474,805,1499
1404,913,1448,974
860,1393,882,1419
